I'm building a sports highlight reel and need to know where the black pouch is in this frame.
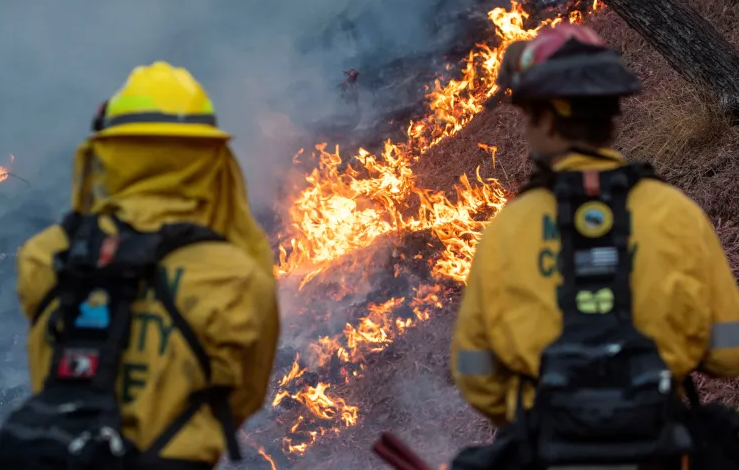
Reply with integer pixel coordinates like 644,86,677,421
683,379,739,470
452,426,538,470
0,387,127,470
0,214,138,470
516,161,693,467
0,213,239,470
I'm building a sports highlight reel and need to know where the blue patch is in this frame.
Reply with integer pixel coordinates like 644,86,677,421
75,289,111,329
583,209,605,228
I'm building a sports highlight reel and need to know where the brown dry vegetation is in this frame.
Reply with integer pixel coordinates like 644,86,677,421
290,2,739,469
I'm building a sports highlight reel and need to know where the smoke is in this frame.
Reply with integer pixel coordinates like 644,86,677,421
0,0,482,422
0,0,480,209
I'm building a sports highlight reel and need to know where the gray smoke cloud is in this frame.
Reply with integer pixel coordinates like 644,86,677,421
0,0,479,432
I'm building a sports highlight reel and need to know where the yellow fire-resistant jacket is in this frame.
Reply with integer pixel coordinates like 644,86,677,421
18,220,279,463
18,137,280,465
452,149,739,427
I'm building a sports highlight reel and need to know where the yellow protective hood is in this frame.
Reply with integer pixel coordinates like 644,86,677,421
71,135,274,276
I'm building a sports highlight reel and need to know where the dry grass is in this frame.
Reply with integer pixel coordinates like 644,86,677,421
287,2,739,468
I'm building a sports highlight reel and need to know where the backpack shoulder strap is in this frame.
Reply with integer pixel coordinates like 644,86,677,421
626,160,662,183
555,162,659,326
44,212,144,391
682,375,702,408
139,223,242,462
60,210,83,236
148,223,227,384
31,212,85,326
155,223,228,260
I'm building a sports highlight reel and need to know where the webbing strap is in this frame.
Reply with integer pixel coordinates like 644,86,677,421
682,375,702,408
151,271,242,461
91,296,134,390
139,389,211,460
553,164,657,324
514,378,535,466
608,172,633,321
554,180,579,322
152,270,211,379
31,286,59,326
32,212,84,325
44,214,125,390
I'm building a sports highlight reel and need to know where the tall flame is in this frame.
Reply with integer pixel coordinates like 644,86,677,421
256,1,605,465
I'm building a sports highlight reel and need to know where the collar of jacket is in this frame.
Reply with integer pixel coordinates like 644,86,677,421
552,147,626,172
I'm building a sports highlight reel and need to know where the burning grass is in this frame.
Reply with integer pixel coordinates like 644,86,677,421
238,1,739,469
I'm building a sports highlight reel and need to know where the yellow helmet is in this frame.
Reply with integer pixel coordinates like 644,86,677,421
93,61,230,139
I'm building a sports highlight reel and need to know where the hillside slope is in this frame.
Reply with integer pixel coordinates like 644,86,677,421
288,2,739,469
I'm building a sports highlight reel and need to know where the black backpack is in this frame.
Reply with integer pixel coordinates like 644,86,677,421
516,159,694,467
0,212,243,470
518,155,739,469
451,156,739,470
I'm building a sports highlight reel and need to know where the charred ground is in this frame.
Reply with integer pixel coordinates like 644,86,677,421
275,1,739,469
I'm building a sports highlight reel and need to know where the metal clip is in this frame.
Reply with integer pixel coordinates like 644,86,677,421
658,370,672,394
68,431,92,455
99,427,125,457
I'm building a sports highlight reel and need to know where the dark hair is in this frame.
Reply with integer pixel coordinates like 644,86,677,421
526,97,620,147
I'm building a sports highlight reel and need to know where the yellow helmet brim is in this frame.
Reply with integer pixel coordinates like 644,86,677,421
93,122,231,140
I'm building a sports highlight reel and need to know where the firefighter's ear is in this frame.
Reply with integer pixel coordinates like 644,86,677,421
543,109,559,137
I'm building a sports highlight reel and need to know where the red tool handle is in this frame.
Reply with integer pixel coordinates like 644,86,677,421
372,432,434,470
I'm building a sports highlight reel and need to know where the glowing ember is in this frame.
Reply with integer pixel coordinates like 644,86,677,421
0,154,14,184
257,445,279,470
253,1,606,463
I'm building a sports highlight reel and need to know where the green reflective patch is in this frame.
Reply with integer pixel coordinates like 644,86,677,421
202,99,215,114
576,288,614,314
106,94,158,116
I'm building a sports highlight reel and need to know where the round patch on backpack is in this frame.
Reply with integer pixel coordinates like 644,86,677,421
574,201,613,238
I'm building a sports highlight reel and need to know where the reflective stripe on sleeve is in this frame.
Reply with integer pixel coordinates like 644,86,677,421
456,349,496,375
710,321,739,349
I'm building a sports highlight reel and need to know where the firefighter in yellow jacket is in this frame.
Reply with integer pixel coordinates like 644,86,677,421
451,23,739,467
15,62,279,469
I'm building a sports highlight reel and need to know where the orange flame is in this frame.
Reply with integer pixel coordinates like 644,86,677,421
262,0,605,458
0,154,14,184
275,1,599,287
257,445,279,470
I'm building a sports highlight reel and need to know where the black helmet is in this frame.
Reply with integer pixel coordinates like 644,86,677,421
496,23,641,107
